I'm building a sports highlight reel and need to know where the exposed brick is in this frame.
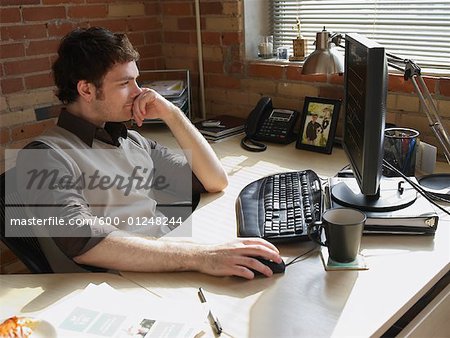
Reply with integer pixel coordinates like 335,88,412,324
127,32,146,46
318,86,344,100
7,90,56,110
4,57,50,76
0,109,36,128
162,44,197,58
329,73,344,85
1,24,47,40
137,44,163,58
278,82,319,98
108,3,145,17
201,32,221,45
1,78,24,94
0,96,7,112
161,2,192,16
68,5,107,19
222,32,242,45
47,22,79,37
90,19,128,33
25,39,60,57
178,17,197,30
145,2,160,16
440,78,450,97
200,2,223,15
286,65,327,83
241,79,277,95
144,31,161,44
202,46,223,61
0,43,25,59
25,73,54,89
396,95,420,112
128,17,160,31
205,17,241,32
0,8,21,23
223,2,241,16
11,119,56,142
203,60,223,74
437,100,450,118
388,74,415,93
43,0,84,4
0,128,10,145
163,31,191,44
22,6,66,21
248,63,284,80
1,0,39,5
206,74,240,89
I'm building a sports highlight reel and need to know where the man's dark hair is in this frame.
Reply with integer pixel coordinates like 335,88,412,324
52,27,140,104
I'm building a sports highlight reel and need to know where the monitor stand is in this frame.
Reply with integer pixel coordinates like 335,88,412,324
331,176,417,212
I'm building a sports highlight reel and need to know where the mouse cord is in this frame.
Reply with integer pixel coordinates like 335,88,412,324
285,245,319,268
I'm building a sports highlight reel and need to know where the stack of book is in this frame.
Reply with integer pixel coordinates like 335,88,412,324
194,114,246,142
141,80,190,122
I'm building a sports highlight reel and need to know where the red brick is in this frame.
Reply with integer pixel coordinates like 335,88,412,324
22,6,66,21
138,57,165,71
90,19,127,33
47,22,78,37
68,5,107,19
1,24,47,40
162,2,192,16
25,40,60,56
388,74,415,93
286,65,327,83
1,78,24,94
203,60,223,73
248,63,284,80
206,74,240,89
0,128,11,145
127,32,146,46
0,43,25,59
202,32,221,45
229,61,244,74
145,3,160,16
25,72,54,89
164,31,191,44
440,78,450,97
11,119,56,142
329,73,344,85
0,8,21,23
222,32,242,45
128,17,160,32
1,0,39,4
144,31,161,44
136,44,162,58
178,17,197,30
44,0,83,3
4,57,50,76
319,86,344,100
200,2,223,15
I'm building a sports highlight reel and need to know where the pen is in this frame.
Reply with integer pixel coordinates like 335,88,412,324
198,287,223,335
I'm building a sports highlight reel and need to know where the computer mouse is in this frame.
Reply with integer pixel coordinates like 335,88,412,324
250,256,286,275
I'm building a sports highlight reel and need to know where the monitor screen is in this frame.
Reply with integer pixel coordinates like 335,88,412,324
343,32,386,196
331,33,417,211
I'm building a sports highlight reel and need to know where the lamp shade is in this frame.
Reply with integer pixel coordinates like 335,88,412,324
301,29,344,75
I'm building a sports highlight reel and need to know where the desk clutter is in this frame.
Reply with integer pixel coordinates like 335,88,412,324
1,283,205,338
194,114,245,142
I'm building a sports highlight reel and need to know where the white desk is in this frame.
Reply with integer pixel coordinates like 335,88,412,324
122,125,450,337
1,126,449,337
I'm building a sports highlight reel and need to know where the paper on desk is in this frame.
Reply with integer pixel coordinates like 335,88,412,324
37,283,205,338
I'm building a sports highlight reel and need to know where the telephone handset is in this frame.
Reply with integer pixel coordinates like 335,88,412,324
241,97,300,152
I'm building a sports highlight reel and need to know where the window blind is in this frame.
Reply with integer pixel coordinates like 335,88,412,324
272,0,450,74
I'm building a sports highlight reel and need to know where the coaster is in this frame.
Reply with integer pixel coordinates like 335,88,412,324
320,247,368,271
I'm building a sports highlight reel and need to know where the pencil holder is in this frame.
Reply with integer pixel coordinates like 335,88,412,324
383,128,420,177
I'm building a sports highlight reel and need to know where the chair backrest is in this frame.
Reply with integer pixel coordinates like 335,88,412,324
0,167,53,273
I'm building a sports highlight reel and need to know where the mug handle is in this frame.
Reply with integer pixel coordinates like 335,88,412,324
307,221,327,246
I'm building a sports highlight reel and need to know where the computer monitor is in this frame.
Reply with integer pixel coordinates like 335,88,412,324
331,33,416,211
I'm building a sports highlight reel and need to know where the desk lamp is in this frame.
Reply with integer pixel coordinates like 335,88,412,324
301,30,450,192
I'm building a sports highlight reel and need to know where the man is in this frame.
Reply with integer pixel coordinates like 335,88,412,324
305,113,321,145
16,27,281,279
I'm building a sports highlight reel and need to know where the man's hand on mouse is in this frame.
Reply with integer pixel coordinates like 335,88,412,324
196,238,282,280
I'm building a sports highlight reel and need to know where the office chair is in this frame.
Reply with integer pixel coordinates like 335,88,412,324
0,167,53,273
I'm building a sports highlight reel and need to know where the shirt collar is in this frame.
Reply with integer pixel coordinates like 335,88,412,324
57,109,128,147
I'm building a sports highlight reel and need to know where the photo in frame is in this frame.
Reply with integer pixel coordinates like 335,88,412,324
296,96,341,154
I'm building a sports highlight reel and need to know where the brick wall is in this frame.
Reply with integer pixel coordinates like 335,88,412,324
1,0,449,273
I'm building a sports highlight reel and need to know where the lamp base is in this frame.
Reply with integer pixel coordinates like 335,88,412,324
418,173,450,199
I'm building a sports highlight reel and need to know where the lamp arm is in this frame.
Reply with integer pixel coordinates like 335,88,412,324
387,54,450,164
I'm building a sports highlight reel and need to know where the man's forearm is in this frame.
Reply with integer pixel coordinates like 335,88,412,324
73,231,203,272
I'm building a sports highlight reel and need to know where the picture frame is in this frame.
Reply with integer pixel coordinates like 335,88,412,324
296,96,341,154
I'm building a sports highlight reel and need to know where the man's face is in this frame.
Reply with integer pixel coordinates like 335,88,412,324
91,61,142,124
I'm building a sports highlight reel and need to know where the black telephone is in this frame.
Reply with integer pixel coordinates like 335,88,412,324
241,97,300,152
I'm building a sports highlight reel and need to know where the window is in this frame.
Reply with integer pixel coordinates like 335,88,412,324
272,0,450,74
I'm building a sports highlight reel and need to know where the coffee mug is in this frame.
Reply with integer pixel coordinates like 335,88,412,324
308,208,366,263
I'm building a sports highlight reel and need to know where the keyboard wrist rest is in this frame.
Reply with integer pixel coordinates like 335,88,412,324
235,177,266,237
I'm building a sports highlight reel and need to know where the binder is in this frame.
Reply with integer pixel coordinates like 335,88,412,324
328,177,439,235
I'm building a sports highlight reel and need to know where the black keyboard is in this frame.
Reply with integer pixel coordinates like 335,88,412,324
236,170,323,242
